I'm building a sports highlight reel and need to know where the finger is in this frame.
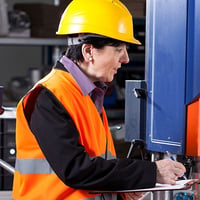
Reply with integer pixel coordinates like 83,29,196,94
125,192,144,200
173,161,186,172
169,174,177,185
171,172,178,182
120,193,126,200
127,194,137,200
172,164,186,177
123,193,131,200
133,192,144,197
162,173,176,185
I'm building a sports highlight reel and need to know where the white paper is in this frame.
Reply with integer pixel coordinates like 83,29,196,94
91,179,199,193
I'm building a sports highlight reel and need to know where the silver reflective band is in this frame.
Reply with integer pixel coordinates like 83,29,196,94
67,37,83,45
15,158,55,174
90,152,116,160
67,34,107,45
106,151,116,160
15,152,115,175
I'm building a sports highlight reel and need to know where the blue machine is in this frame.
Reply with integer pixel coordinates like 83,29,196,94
125,0,200,155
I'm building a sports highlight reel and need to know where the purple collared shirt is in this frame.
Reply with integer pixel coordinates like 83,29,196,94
60,56,107,113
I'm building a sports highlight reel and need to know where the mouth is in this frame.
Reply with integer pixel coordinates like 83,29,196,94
113,68,118,74
114,66,121,73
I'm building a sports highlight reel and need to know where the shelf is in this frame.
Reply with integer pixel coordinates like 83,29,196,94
0,37,66,46
0,107,16,119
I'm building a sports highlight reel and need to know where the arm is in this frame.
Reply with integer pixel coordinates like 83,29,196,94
28,88,157,191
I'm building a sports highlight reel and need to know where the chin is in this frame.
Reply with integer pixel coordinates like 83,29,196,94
106,77,114,82
101,75,114,82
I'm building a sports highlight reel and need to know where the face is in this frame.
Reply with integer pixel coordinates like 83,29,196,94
82,43,129,82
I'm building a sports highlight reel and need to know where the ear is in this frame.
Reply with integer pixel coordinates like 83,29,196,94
82,44,93,63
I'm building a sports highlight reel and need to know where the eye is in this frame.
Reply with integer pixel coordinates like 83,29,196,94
116,47,123,52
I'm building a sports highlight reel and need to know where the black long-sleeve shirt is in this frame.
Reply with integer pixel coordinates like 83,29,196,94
28,87,156,191
27,63,157,191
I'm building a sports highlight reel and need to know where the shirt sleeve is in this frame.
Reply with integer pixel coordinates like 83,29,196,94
29,87,157,191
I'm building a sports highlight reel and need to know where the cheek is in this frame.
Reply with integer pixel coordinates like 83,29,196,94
104,67,116,82
95,60,111,74
93,57,117,81
103,64,114,74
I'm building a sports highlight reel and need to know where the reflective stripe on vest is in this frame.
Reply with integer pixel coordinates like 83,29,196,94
15,158,54,174
13,69,117,200
15,158,116,200
15,151,115,175
98,152,116,160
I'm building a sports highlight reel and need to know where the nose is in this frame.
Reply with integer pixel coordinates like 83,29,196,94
120,45,129,64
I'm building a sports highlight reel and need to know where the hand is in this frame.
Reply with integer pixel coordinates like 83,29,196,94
121,192,144,200
155,159,186,185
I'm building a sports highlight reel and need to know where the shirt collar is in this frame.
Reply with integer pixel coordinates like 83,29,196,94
59,56,108,113
60,56,96,96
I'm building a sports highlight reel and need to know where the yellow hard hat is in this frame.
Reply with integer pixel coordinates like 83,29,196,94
56,0,141,45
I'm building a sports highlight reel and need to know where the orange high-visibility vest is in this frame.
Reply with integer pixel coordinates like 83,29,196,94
12,68,116,200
